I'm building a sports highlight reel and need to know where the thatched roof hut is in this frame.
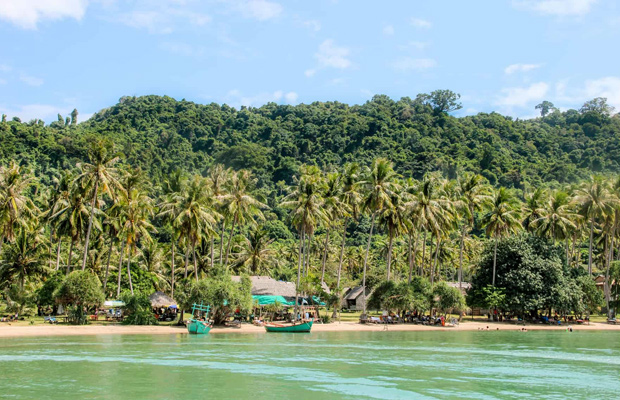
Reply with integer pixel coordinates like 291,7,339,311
149,291,177,308
231,276,296,296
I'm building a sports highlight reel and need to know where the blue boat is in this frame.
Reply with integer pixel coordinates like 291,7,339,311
187,303,212,335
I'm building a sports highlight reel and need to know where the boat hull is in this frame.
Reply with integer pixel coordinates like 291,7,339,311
187,319,211,334
265,321,313,333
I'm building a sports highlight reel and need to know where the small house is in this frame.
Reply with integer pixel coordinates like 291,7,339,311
341,286,372,311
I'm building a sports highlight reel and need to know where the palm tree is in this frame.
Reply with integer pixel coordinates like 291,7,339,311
207,164,230,268
456,173,490,288
522,187,546,233
140,240,168,292
533,191,576,243
319,172,349,284
377,189,406,281
481,187,522,286
233,227,274,274
574,178,617,275
336,163,361,289
0,161,38,258
0,227,49,290
360,158,399,313
281,165,327,318
219,170,267,267
75,140,121,271
118,188,155,295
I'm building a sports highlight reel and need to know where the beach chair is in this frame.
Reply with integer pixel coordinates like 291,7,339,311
607,318,617,325
44,316,57,324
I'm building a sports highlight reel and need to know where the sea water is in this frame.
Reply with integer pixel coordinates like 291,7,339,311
1,330,619,399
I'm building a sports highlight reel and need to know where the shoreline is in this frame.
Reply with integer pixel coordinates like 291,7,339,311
1,321,619,338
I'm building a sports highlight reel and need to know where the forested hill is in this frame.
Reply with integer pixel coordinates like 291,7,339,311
2,93,620,189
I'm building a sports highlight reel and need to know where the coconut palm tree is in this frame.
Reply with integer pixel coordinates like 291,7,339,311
207,164,230,268
0,161,38,259
75,140,121,271
233,227,274,274
360,158,399,313
336,163,362,289
378,189,406,281
456,173,491,288
0,227,49,290
481,187,522,286
319,172,349,284
574,178,617,275
522,187,546,233
219,170,267,267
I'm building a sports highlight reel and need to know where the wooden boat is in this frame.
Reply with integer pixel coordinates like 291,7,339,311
264,320,313,333
187,319,212,334
187,303,212,335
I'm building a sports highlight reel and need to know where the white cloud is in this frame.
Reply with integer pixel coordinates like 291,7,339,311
302,19,321,31
504,63,542,75
19,73,44,86
304,69,316,78
241,0,283,21
583,76,620,111
495,82,549,107
225,89,298,107
315,39,351,69
0,0,88,29
513,0,597,16
0,104,72,122
410,17,432,29
117,10,173,34
391,57,436,72
161,41,205,57
383,24,394,35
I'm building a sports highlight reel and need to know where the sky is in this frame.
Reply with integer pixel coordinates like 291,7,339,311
1,0,620,123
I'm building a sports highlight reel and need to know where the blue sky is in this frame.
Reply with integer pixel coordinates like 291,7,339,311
1,0,619,122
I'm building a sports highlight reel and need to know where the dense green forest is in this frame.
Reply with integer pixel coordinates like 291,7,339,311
1,91,619,323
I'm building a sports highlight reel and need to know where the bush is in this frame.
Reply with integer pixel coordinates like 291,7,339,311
121,293,158,325
320,314,331,324
54,270,104,324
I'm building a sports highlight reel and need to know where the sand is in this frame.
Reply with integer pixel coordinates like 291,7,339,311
1,320,619,338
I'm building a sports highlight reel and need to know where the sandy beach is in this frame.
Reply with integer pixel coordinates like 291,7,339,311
1,320,619,338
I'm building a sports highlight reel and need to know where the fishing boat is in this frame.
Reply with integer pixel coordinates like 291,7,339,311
187,303,212,335
264,320,313,333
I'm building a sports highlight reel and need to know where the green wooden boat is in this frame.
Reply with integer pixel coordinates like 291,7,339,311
264,321,313,333
187,303,212,335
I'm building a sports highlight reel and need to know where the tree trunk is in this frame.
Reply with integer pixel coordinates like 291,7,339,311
571,231,578,267
361,213,376,315
336,219,347,289
67,240,74,275
55,237,62,271
407,232,413,283
588,217,594,275
294,229,304,321
565,238,570,269
116,241,125,298
420,229,427,276
103,236,114,291
184,245,190,279
210,236,215,270
224,213,238,266
48,228,54,268
459,224,466,289
431,237,440,285
0,234,3,261
81,180,99,271
429,235,435,279
171,243,175,298
386,232,394,281
193,238,199,282
409,231,420,283
320,228,330,284
219,222,225,266
492,238,498,286
127,245,134,295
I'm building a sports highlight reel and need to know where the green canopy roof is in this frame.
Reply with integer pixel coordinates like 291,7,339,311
252,295,295,306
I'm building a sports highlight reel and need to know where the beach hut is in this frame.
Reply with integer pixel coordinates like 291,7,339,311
341,286,372,311
149,291,178,321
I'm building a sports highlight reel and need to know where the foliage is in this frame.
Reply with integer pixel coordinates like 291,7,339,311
54,270,105,308
121,293,158,325
432,282,465,314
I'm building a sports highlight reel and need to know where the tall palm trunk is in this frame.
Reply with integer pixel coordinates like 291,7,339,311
224,213,238,266
170,243,175,298
336,219,347,289
103,236,114,291
361,212,376,314
116,241,125,298
210,236,215,270
48,228,54,268
407,232,413,283
420,229,427,276
458,224,466,289
429,235,435,279
219,222,225,266
386,231,394,281
127,245,134,295
294,229,304,321
565,238,570,269
0,234,3,260
320,228,330,284
55,237,62,271
67,239,74,275
431,237,441,284
82,180,99,271
492,237,498,286
193,238,199,281
588,216,594,275
184,241,190,279
409,231,420,283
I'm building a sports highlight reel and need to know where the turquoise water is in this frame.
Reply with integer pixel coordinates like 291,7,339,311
1,330,619,399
